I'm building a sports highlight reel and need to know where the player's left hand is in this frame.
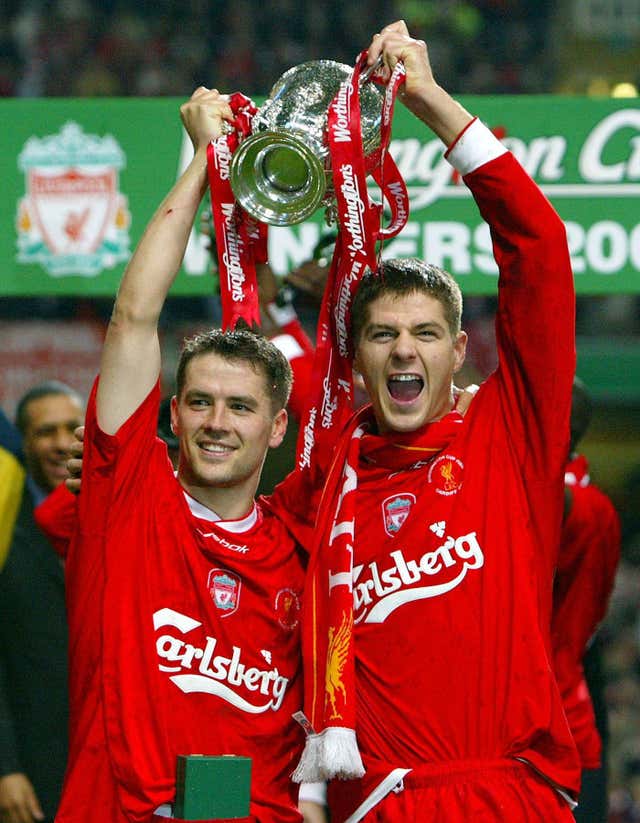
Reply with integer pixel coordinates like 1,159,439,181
455,383,479,416
65,425,84,494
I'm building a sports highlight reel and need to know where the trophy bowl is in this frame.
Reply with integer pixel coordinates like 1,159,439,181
230,60,384,226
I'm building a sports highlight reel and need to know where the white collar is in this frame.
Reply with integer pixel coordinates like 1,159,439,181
182,488,258,533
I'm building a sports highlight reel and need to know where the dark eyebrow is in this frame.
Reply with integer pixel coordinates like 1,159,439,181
184,390,211,401
34,421,79,435
185,389,258,406
366,323,397,333
366,321,445,333
413,321,445,332
228,395,258,408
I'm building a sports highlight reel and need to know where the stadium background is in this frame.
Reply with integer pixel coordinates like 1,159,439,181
1,1,639,818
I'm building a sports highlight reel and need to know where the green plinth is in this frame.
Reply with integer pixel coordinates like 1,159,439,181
174,755,252,820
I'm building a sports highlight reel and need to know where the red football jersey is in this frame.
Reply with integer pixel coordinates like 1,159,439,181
57,381,306,823
551,456,620,768
35,481,77,558
270,140,581,817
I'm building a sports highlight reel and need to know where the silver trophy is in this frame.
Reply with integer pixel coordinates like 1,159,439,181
230,60,384,226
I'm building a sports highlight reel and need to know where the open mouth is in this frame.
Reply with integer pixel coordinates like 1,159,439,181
387,374,424,403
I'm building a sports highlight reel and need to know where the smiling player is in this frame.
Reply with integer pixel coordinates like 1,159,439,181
53,89,307,823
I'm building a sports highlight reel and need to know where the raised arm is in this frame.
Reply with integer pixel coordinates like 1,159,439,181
370,21,574,470
366,20,473,146
97,88,234,434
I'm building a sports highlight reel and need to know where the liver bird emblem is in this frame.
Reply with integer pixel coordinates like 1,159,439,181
440,459,460,492
325,610,352,720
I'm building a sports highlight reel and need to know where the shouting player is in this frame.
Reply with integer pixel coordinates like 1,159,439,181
272,20,582,822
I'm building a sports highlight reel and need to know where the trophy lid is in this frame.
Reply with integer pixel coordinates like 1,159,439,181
252,60,384,156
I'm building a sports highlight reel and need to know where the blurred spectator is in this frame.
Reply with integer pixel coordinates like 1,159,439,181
551,378,621,822
0,408,24,572
0,381,83,823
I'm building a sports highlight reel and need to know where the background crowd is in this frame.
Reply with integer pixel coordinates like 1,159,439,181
1,0,558,98
1,1,639,820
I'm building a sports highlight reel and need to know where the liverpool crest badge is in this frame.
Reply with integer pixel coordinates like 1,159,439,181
382,493,416,537
16,122,131,276
207,568,241,618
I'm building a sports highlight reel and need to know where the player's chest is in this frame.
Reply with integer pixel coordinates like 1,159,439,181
352,461,486,626
149,536,304,714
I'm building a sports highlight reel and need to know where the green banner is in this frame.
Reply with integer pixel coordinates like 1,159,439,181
2,96,639,296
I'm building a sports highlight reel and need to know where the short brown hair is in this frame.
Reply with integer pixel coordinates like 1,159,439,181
176,328,292,414
351,258,463,348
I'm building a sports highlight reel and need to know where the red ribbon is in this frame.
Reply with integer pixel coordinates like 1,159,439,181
206,93,266,330
295,51,410,486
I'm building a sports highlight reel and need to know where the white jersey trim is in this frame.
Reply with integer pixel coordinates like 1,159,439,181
343,768,411,823
446,119,507,177
298,781,328,804
514,757,578,810
182,486,258,533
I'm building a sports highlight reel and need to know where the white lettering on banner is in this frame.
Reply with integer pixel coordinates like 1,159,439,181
579,110,640,182
298,407,317,470
339,164,366,254
502,136,565,179
184,113,640,280
386,180,408,226
385,110,640,212
337,378,352,395
154,608,289,713
267,224,319,277
378,219,640,277
214,138,232,181
334,261,362,358
565,220,640,274
321,375,338,429
352,526,484,624
388,137,453,208
220,202,246,301
383,77,397,127
332,83,352,143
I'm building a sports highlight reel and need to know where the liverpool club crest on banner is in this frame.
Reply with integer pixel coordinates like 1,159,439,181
382,493,416,537
16,122,131,276
207,568,241,617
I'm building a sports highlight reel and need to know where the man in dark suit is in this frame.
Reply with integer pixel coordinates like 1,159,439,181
0,382,83,823
0,408,24,573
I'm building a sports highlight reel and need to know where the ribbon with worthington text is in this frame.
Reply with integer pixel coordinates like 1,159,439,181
292,51,409,784
206,93,267,330
295,51,408,486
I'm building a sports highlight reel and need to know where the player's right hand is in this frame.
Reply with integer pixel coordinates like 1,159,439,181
180,87,235,152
